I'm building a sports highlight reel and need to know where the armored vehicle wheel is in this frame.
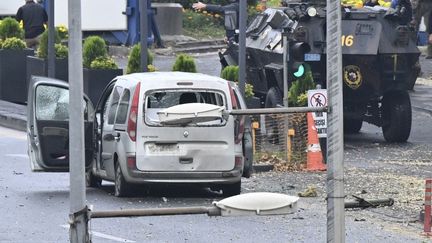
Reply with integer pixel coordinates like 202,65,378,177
344,118,363,134
264,87,283,144
382,91,411,142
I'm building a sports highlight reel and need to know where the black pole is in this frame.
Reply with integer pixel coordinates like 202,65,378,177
139,0,148,72
47,0,55,78
238,0,247,97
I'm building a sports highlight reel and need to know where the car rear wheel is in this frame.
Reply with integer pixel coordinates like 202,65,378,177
381,91,411,142
242,132,253,178
344,118,363,134
114,164,131,197
222,181,241,197
86,170,102,188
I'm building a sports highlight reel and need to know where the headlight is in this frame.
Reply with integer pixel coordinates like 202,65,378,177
306,7,317,17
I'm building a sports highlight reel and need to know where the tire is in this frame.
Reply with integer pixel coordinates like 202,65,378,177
86,170,102,188
381,91,412,142
264,87,283,144
344,118,363,134
222,181,241,197
114,163,131,197
407,61,420,90
242,132,253,178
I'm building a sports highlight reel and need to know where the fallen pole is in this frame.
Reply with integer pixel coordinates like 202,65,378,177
91,206,221,219
344,197,394,209
229,106,327,116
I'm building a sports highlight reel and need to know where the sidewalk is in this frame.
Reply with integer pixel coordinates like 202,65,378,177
1,78,432,133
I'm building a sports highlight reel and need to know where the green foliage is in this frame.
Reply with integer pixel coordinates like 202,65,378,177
0,39,3,49
126,44,154,74
182,9,225,39
1,37,26,50
221,65,254,98
36,29,61,58
244,83,255,98
83,36,108,68
0,17,24,40
221,65,239,81
56,25,68,40
153,0,257,8
55,44,68,59
172,53,197,73
90,56,118,70
288,65,316,107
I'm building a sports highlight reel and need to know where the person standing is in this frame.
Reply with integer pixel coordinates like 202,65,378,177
16,0,48,49
412,0,432,58
192,1,239,42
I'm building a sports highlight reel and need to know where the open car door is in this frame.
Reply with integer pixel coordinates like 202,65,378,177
27,76,95,172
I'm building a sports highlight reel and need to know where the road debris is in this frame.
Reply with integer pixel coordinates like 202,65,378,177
298,186,318,197
345,196,394,209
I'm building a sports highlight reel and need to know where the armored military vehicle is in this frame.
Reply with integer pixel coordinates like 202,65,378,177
220,1,420,142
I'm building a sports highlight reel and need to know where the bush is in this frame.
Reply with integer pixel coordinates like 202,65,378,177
221,65,239,81
0,17,24,40
83,36,108,68
36,29,61,58
172,53,197,73
288,64,316,106
1,37,26,50
221,65,254,98
153,0,257,8
55,44,68,59
90,56,118,69
0,39,2,49
126,44,154,74
56,25,68,41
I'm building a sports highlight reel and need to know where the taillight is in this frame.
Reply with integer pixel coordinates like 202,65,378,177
228,83,244,144
228,83,238,110
127,156,136,170
127,83,141,141
235,156,243,168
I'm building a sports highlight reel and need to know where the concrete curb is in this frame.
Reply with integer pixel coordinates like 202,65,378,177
0,112,26,132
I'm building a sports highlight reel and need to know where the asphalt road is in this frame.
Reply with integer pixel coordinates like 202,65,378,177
1,53,432,242
1,116,430,242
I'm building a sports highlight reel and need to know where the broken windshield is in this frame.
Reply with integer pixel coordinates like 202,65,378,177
145,89,227,127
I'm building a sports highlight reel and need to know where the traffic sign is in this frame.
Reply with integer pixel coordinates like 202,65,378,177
307,89,327,138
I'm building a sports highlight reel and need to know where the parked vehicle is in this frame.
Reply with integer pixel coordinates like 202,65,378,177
27,72,253,197
220,3,420,142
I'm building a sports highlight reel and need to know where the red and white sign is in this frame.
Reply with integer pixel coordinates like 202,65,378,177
307,89,327,138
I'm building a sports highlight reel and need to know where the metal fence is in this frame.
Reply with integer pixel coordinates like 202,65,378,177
250,113,309,172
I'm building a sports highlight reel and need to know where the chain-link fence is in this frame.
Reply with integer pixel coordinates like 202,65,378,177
250,113,309,171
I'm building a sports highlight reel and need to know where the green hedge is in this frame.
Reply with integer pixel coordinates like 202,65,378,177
126,44,154,74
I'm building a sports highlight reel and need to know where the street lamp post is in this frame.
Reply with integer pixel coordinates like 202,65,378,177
47,0,55,78
140,0,148,72
238,0,247,97
68,0,89,242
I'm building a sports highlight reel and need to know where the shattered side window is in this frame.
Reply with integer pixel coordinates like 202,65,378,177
35,84,90,121
35,85,70,121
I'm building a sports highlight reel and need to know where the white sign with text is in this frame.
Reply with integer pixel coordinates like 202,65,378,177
307,89,327,138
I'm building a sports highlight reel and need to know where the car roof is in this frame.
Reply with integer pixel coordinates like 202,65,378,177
119,72,229,86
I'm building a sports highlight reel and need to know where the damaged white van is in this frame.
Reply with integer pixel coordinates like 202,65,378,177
27,72,253,197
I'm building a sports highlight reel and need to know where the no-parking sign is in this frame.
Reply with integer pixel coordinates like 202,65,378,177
307,89,327,138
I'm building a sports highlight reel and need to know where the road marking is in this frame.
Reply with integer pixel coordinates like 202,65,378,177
60,225,135,242
5,154,29,158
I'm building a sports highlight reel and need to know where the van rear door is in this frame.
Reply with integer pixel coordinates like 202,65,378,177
136,89,237,172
